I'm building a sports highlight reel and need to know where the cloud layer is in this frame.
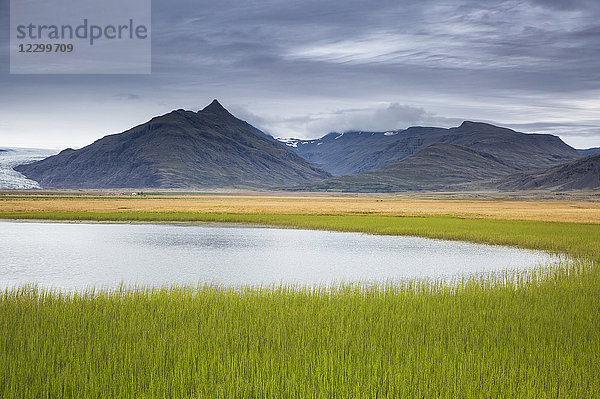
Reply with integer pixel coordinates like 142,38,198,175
1,0,599,148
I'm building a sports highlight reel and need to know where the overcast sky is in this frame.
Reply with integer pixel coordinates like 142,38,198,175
1,0,599,149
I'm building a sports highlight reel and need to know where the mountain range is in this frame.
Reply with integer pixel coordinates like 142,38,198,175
12,101,600,191
279,121,598,192
278,121,580,176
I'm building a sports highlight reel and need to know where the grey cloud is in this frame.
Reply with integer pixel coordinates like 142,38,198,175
226,104,271,132
504,121,600,138
1,0,599,148
369,104,429,129
258,103,455,139
114,93,142,100
151,0,600,95
527,0,600,11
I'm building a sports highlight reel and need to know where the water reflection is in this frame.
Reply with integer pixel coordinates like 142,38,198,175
0,221,559,290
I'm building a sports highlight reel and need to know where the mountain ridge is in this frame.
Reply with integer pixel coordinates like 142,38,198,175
13,106,597,192
498,153,600,191
278,121,580,176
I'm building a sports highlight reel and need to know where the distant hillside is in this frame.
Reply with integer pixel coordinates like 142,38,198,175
577,147,600,157
297,143,521,192
279,121,580,175
498,153,600,191
278,127,448,176
15,100,330,189
443,122,580,170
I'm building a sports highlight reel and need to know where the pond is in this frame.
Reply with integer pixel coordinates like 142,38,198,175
0,221,559,290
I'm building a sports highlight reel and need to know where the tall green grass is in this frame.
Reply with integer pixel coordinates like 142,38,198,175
1,211,599,397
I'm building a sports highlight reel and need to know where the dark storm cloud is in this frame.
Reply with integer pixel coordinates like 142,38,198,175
149,0,600,91
1,0,599,147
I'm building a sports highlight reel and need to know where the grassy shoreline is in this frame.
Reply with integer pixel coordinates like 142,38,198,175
3,193,600,223
1,210,599,258
1,210,599,397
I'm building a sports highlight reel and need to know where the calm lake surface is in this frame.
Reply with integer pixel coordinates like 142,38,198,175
0,221,559,290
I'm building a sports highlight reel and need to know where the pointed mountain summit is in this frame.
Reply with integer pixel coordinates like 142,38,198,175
198,99,237,119
15,100,330,189
200,99,232,116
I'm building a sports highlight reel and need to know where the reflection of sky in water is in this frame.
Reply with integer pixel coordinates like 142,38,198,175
0,221,561,291
0,147,57,189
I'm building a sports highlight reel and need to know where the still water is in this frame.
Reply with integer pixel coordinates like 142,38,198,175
0,221,558,290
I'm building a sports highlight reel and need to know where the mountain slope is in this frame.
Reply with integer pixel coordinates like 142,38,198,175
577,147,600,157
443,122,580,171
298,143,520,192
498,153,600,191
280,122,580,175
278,127,448,176
15,100,330,189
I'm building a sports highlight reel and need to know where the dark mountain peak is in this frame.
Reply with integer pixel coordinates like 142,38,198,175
200,99,230,116
15,101,330,189
459,120,481,127
456,121,507,131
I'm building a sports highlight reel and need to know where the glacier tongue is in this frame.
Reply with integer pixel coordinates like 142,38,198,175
0,147,57,189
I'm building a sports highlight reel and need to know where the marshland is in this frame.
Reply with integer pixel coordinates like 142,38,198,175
0,193,599,397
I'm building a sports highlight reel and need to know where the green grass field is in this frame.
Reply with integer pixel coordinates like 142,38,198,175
1,211,599,397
